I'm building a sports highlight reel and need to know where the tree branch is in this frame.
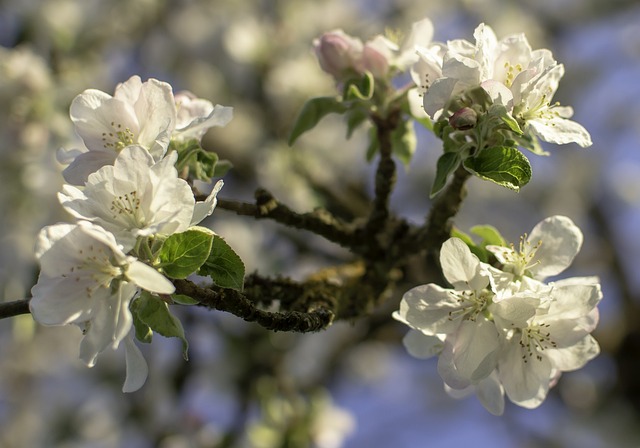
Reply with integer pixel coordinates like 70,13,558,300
216,189,356,249
0,299,31,320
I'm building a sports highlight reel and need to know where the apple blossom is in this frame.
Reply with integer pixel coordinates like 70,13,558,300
58,145,223,250
29,221,175,392
60,75,177,185
173,91,234,143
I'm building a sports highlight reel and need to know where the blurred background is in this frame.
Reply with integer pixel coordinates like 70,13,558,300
1,0,640,446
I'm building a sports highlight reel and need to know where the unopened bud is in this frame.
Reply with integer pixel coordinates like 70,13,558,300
313,30,364,79
449,107,477,130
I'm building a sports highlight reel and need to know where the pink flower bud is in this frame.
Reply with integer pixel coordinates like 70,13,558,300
313,30,364,79
362,35,396,79
449,107,478,130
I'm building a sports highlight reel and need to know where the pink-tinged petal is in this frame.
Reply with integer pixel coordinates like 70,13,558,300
126,261,175,294
545,335,600,371
452,317,499,382
499,339,553,408
122,334,149,393
401,330,445,359
475,370,505,416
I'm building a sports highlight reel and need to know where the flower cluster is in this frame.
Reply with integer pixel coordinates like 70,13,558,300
413,23,592,149
394,216,602,415
313,18,435,83
30,76,233,392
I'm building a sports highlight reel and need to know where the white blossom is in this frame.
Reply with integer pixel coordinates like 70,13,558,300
29,221,174,391
173,91,233,143
487,215,584,280
58,145,223,250
60,75,177,185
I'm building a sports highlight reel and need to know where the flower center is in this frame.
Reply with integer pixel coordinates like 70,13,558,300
502,233,542,277
101,121,135,151
63,244,125,298
448,289,493,322
110,190,145,228
503,61,523,88
518,322,557,363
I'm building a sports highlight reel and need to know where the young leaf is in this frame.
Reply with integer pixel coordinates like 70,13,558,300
130,299,153,343
391,119,417,167
431,152,461,197
198,235,245,290
135,293,189,360
158,229,214,279
171,294,200,305
288,96,347,146
345,108,369,139
470,225,507,247
463,146,532,191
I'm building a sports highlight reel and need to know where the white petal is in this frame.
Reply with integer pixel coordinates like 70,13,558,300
452,317,499,382
131,78,177,152
499,339,553,408
423,77,459,118
61,150,118,185
440,238,487,290
545,335,600,371
126,261,175,294
481,80,513,109
475,371,505,416
30,274,97,325
79,299,116,367
401,330,445,359
438,339,472,390
122,333,149,392
528,115,592,148
528,215,583,279
191,179,224,225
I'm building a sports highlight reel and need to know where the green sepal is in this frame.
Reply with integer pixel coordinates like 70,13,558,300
134,292,189,360
213,159,233,177
198,235,246,290
431,152,461,197
171,140,224,182
288,96,348,146
158,229,214,279
463,145,532,191
343,71,374,101
345,108,370,139
488,105,523,135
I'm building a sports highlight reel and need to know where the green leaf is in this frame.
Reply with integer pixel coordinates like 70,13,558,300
345,109,369,139
463,146,532,191
135,293,189,360
158,229,214,279
171,294,200,305
450,228,487,262
470,225,507,247
431,152,461,197
288,96,347,146
391,119,416,167
343,72,374,101
213,159,233,177
198,235,245,290
130,299,153,343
